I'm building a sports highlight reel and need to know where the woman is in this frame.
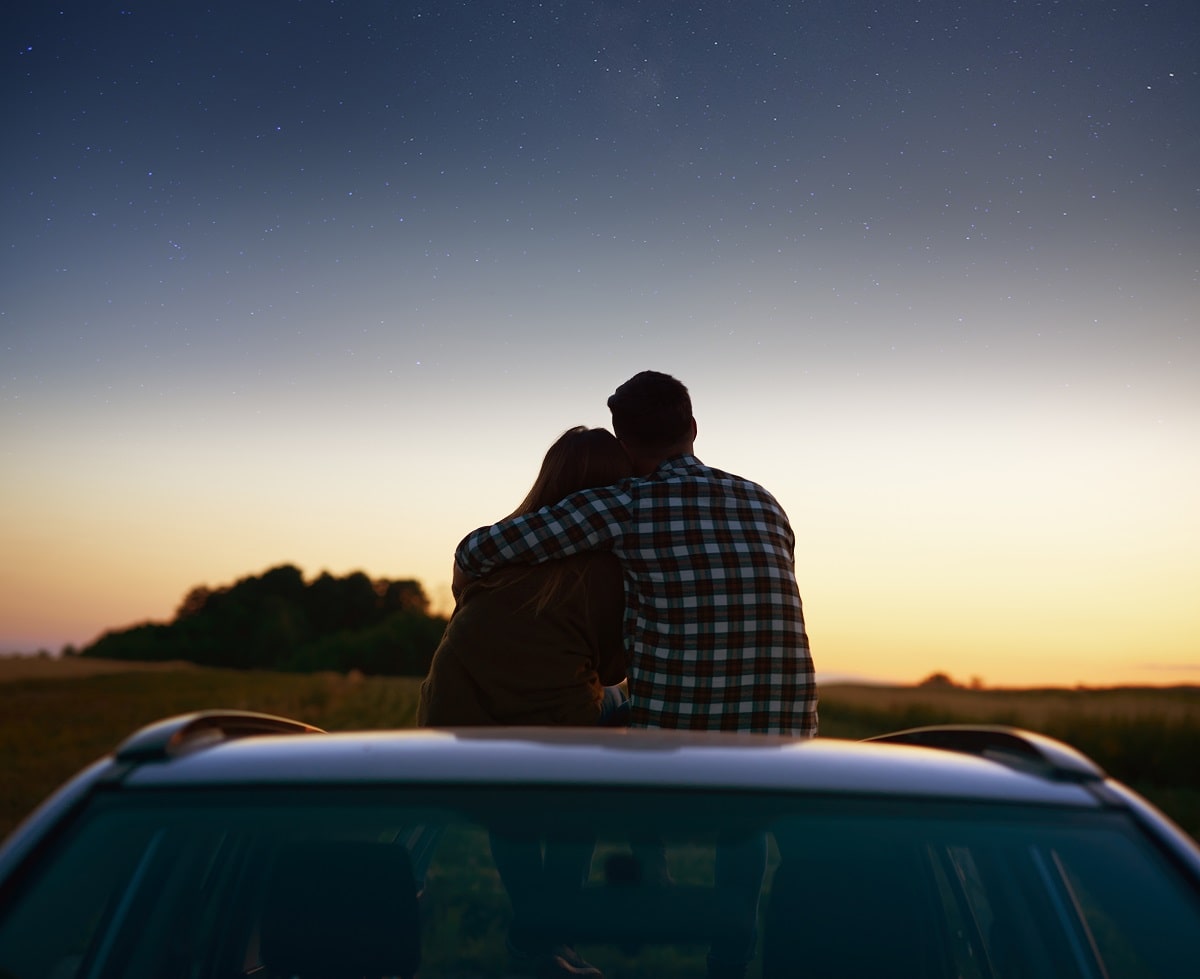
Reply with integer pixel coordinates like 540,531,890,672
417,427,633,977
418,426,632,728
417,427,633,976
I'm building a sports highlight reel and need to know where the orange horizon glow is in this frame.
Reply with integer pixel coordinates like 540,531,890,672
3,380,1197,691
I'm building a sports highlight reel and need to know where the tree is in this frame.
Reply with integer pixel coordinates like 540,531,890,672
176,585,214,620
80,564,446,676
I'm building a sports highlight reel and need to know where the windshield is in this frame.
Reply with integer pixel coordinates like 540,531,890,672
1,786,1197,979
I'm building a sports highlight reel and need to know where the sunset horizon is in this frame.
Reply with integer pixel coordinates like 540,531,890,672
3,541,1197,691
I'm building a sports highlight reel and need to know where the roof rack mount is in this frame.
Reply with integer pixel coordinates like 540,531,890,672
114,710,324,763
866,725,1106,783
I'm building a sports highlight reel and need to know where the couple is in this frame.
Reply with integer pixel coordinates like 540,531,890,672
418,371,817,978
419,370,817,737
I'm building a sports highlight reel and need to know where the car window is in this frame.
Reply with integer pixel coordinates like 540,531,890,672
1,787,1197,979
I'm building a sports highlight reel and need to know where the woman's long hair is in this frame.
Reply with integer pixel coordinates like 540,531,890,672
488,426,632,612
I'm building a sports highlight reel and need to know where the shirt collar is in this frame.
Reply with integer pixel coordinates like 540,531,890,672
652,453,700,476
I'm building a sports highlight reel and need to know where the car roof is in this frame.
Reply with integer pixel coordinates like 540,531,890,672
110,714,1107,809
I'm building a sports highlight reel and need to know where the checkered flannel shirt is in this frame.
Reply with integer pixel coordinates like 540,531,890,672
455,454,817,736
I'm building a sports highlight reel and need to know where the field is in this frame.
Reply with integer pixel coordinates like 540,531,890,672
2,656,1198,843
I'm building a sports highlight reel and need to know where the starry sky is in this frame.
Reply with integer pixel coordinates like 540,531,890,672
3,1,1198,687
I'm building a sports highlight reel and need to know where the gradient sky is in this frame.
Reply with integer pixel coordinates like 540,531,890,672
3,2,1198,687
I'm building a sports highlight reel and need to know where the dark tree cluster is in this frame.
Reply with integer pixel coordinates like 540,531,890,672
80,565,448,676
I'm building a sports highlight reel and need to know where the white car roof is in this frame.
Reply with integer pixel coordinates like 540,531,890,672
118,723,1104,808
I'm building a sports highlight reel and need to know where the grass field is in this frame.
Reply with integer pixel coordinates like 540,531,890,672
2,657,1197,843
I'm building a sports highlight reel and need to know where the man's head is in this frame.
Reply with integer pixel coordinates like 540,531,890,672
607,371,696,473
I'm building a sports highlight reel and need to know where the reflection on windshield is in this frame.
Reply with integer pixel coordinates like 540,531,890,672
1,788,1197,979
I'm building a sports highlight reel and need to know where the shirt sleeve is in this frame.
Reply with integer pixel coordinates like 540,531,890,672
454,484,633,579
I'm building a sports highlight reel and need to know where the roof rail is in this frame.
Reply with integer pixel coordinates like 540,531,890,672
115,710,325,763
865,725,1106,783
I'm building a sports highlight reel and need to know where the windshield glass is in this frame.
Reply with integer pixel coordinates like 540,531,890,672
1,786,1197,979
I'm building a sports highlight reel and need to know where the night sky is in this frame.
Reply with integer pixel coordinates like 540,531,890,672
3,2,1198,686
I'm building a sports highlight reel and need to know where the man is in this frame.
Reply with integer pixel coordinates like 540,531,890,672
454,370,817,737
455,371,816,979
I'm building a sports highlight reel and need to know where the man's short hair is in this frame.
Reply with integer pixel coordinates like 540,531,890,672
607,371,693,451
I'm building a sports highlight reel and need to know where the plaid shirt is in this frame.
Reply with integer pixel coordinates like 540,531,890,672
455,455,817,736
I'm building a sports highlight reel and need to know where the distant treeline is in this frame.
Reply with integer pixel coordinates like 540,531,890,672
80,564,448,676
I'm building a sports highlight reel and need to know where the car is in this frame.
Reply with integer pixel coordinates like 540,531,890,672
0,711,1198,979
